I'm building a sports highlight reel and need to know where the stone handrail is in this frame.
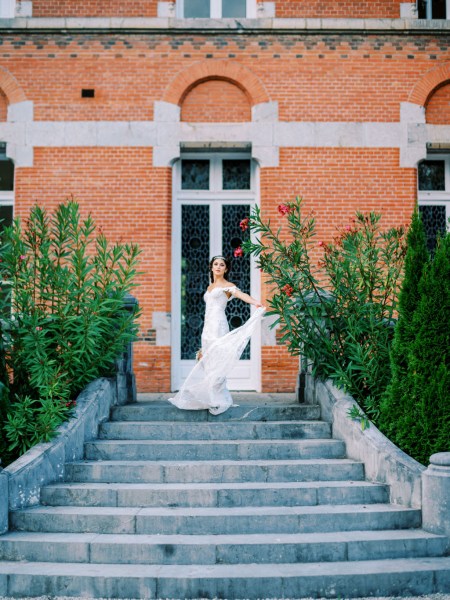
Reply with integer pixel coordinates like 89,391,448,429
302,372,450,538
0,372,132,535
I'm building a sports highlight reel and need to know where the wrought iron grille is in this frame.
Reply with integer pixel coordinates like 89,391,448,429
180,204,210,359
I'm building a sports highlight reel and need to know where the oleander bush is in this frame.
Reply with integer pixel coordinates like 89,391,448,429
0,201,141,464
242,196,407,420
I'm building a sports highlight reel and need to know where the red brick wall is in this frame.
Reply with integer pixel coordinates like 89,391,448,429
2,29,434,392
262,347,298,392
2,34,444,123
14,147,172,390
181,79,251,122
274,0,401,18
426,82,450,124
33,0,158,17
32,0,401,19
0,91,7,122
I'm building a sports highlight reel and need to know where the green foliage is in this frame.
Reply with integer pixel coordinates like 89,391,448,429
380,230,450,464
379,211,429,439
242,197,406,418
0,201,141,464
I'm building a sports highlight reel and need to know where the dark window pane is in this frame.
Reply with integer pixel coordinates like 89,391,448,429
222,0,246,17
432,0,446,18
419,205,447,253
0,159,14,192
222,204,251,359
182,160,210,190
181,204,210,359
0,205,13,233
418,0,427,17
418,160,445,191
223,159,251,190
184,0,210,17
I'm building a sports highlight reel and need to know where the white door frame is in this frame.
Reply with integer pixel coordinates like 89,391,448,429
171,152,261,392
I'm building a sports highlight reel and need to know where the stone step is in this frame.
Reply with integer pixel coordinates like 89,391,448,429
65,458,365,484
1,557,449,599
100,420,331,440
10,504,421,535
40,480,389,508
110,401,321,422
83,439,346,461
0,529,446,565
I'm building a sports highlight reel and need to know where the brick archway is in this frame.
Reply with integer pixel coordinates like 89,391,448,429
0,66,27,105
162,60,270,107
408,62,450,107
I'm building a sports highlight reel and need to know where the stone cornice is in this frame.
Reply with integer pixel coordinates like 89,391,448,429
0,16,449,35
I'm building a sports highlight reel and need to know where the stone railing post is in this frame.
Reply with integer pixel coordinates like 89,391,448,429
0,461,9,534
115,293,138,405
422,452,450,538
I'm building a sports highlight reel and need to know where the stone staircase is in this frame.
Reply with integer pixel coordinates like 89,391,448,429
0,399,449,599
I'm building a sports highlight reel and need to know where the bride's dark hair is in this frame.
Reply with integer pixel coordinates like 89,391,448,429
209,255,231,283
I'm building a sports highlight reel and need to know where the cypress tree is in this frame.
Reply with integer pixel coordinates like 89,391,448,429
397,233,450,464
379,210,429,437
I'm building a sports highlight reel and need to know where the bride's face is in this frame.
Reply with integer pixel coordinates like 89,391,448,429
212,258,227,278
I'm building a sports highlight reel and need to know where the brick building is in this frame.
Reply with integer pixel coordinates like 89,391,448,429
0,0,449,394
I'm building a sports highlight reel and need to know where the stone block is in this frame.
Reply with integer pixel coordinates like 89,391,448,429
422,452,450,539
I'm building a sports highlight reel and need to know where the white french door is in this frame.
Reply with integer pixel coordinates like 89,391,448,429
171,153,261,391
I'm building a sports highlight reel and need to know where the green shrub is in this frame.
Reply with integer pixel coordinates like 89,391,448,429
242,197,406,417
380,231,450,465
0,201,141,463
378,211,429,441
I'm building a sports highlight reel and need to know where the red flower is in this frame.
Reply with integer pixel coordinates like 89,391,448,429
278,204,291,216
282,284,294,297
239,218,249,232
318,241,324,246
345,225,351,231
233,246,243,258
35,326,42,331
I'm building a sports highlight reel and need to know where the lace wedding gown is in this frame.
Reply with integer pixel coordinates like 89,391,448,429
168,286,265,415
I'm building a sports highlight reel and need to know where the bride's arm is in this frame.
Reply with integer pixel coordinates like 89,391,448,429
229,287,264,308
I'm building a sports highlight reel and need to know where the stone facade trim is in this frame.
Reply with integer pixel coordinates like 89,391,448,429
1,17,450,34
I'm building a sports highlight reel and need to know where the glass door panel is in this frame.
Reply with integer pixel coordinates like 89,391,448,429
180,204,210,359
222,203,251,359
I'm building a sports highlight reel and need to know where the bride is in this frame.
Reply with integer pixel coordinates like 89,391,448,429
168,255,265,415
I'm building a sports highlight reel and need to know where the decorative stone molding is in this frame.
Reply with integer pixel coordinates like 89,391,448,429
400,2,417,18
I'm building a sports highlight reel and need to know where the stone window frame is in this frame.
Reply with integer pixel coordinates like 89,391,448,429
176,0,257,18
0,0,15,18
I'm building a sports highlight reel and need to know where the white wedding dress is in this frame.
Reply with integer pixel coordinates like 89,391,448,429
168,286,265,415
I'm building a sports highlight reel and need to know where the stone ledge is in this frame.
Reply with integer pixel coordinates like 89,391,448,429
304,375,425,508
0,16,449,34
0,376,121,531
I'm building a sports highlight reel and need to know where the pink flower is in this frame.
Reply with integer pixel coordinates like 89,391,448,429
278,204,291,216
35,326,42,331
345,225,351,231
282,284,294,297
233,246,243,258
318,241,324,247
19,255,26,260
239,218,249,232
